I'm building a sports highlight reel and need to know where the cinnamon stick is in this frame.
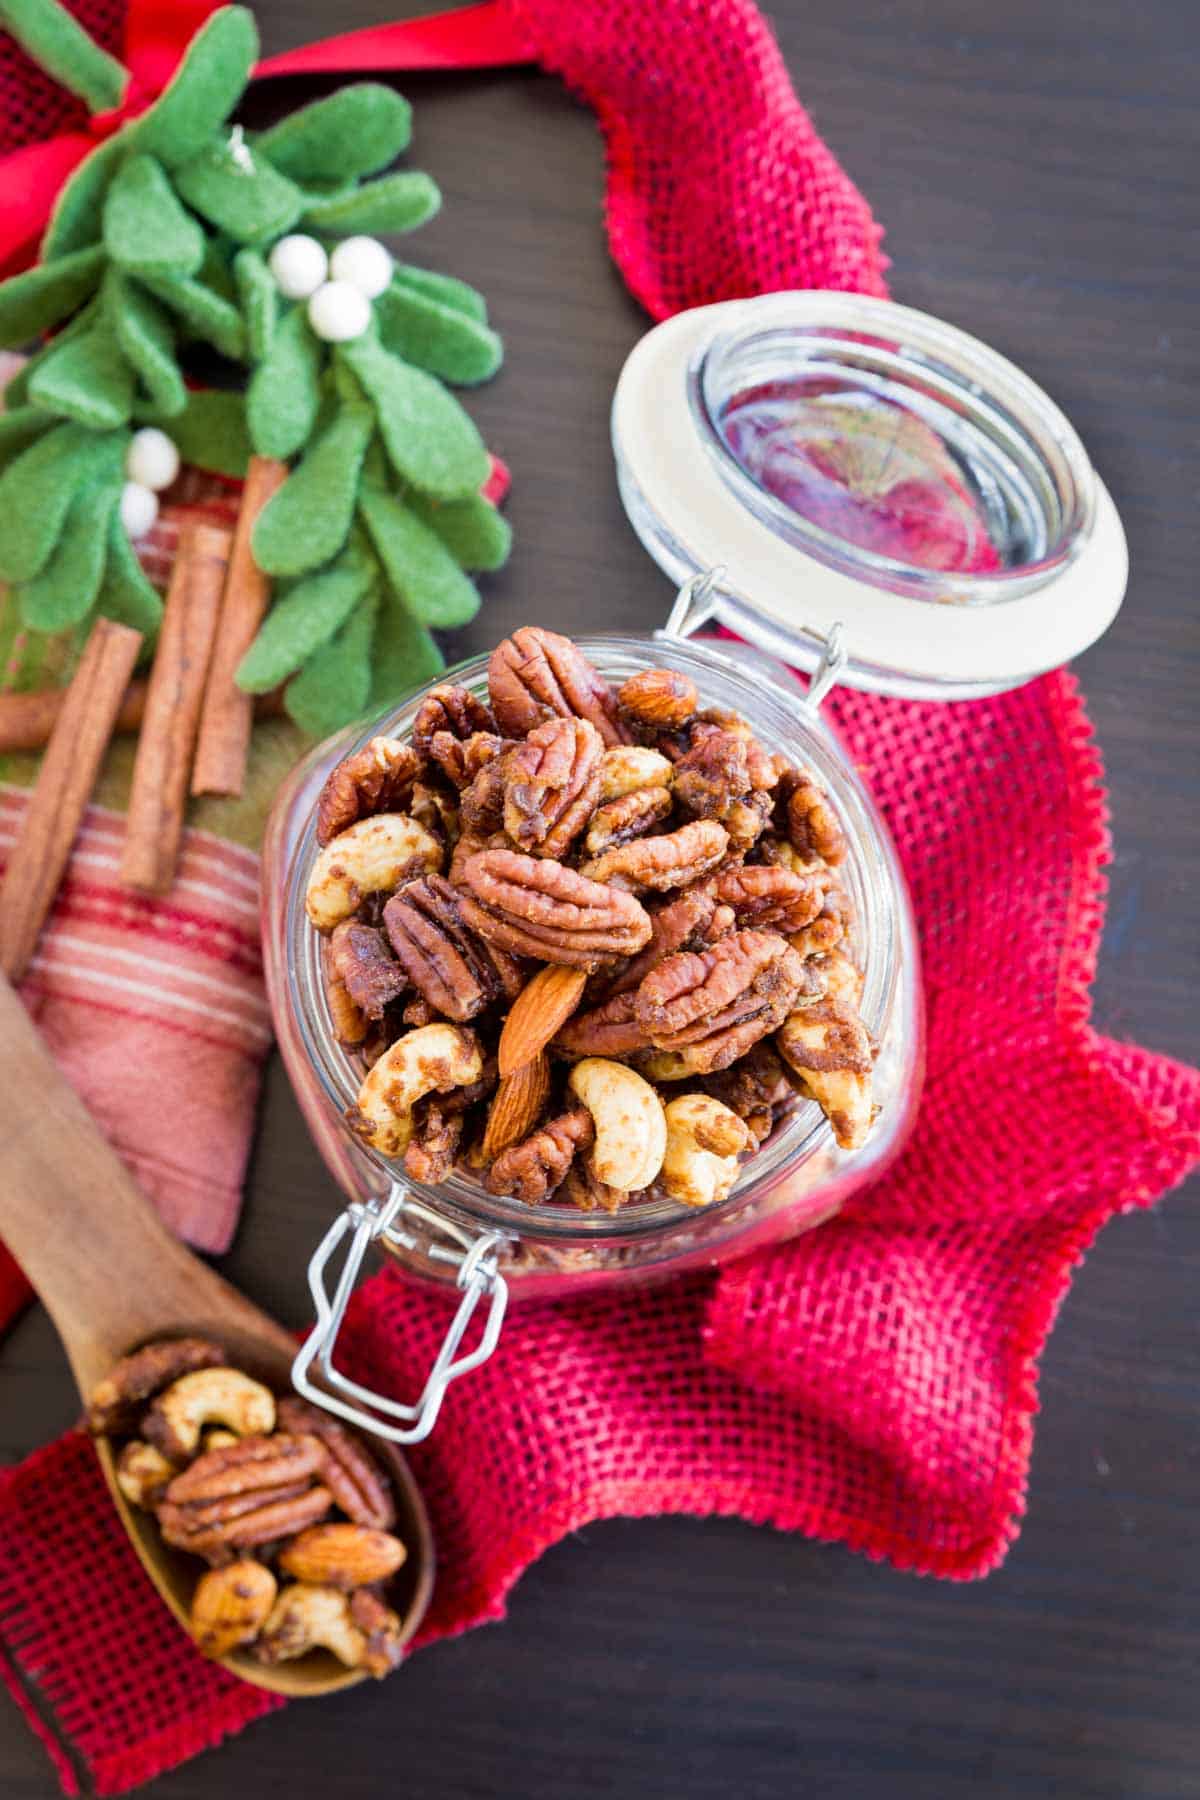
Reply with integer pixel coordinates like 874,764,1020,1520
191,454,288,799
0,618,143,982
0,682,285,756
120,521,231,896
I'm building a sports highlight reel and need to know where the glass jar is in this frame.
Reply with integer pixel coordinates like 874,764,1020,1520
262,620,922,1441
264,290,1126,1443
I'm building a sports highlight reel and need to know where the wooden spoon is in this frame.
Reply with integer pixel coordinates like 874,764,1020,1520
0,974,434,1697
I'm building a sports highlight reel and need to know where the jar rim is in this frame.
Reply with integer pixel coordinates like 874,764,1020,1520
281,634,917,1246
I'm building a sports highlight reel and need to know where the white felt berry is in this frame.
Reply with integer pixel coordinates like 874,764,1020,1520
307,280,372,343
125,427,179,493
328,235,393,300
268,234,329,301
120,481,159,541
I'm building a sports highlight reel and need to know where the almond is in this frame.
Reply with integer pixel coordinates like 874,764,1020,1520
498,965,588,1075
277,1522,408,1591
480,1054,551,1162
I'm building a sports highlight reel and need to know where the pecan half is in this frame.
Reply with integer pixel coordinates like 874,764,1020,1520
713,864,823,933
580,819,728,893
328,920,408,1020
479,1053,551,1161
553,990,653,1059
606,886,734,997
503,716,602,858
488,626,628,746
775,766,847,867
384,874,524,1021
323,947,369,1048
411,684,495,759
164,1434,325,1503
458,849,652,966
633,928,812,1073
277,1396,396,1529
87,1336,225,1436
317,738,420,846
618,668,698,730
428,729,509,793
583,784,674,855
158,1483,334,1562
484,1106,594,1203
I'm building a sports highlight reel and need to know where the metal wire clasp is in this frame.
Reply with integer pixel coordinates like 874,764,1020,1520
292,1185,510,1444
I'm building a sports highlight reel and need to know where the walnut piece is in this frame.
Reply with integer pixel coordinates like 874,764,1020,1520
458,848,652,967
488,626,628,746
403,1098,465,1183
581,818,728,893
328,920,407,1020
384,874,524,1022
702,1039,798,1145
411,684,495,758
776,766,848,867
634,928,812,1074
316,738,420,846
503,716,602,858
673,727,771,822
485,1106,594,1202
427,728,509,792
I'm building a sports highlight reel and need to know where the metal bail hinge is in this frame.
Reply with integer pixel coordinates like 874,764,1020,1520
802,621,848,712
658,566,727,640
292,1185,510,1445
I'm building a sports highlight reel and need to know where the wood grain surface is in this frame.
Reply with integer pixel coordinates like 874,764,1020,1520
2,0,1198,1794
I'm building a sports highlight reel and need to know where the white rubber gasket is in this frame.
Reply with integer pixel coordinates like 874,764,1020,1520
612,298,1127,695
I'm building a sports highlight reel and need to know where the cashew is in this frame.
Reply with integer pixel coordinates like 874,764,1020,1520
201,1428,240,1452
191,1561,278,1659
255,1583,370,1671
597,745,674,802
660,1094,753,1209
305,812,442,932
776,1003,874,1151
567,1057,667,1192
142,1368,276,1462
638,1048,702,1082
115,1440,177,1509
352,1023,482,1157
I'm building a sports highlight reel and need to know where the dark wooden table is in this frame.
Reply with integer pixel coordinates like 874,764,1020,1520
4,0,1199,1793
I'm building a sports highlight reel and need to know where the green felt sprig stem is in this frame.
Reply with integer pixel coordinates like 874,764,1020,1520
0,0,127,113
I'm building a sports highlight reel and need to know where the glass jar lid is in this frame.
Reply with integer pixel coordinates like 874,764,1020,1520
612,292,1127,699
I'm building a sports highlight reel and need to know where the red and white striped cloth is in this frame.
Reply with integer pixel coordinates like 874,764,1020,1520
0,789,268,1252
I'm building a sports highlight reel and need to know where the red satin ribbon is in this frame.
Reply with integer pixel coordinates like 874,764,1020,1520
0,0,534,271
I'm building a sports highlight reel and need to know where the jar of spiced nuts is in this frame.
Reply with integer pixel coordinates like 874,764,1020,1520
262,292,1127,1445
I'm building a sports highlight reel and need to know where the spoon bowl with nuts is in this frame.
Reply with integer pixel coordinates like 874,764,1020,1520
0,971,434,1698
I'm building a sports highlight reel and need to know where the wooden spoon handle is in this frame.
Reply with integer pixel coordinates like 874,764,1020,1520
0,975,291,1399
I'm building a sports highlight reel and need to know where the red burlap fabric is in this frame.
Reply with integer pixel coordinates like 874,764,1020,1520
2,0,1198,1793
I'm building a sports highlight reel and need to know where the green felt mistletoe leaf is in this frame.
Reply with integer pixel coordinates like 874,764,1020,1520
374,278,503,385
252,400,374,577
127,5,259,170
246,303,322,458
340,332,489,501
284,589,379,735
256,85,412,183
109,274,187,417
392,263,488,323
406,488,512,572
19,468,121,632
0,422,116,582
233,247,277,360
301,171,440,236
175,140,304,245
0,405,57,468
41,134,127,259
93,510,163,645
0,244,104,349
141,270,246,359
27,322,135,428
164,387,251,478
1,0,127,113
103,154,206,279
358,485,481,629
369,583,443,708
235,546,374,692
